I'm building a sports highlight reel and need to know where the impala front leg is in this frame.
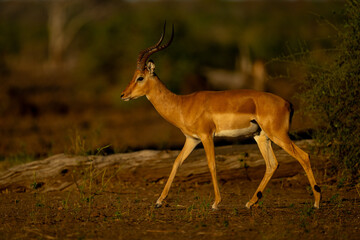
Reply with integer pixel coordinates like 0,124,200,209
155,137,199,208
201,135,221,210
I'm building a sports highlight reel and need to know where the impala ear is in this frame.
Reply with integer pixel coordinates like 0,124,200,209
146,60,156,75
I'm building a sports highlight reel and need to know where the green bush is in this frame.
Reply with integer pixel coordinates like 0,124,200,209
300,0,360,181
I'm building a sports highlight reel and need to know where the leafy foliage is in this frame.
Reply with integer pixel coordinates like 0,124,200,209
299,0,360,180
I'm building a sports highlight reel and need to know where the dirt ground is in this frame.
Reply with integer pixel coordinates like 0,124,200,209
1,76,359,239
1,70,359,240
0,162,359,240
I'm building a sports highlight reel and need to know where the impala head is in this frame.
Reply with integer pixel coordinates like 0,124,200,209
121,23,174,101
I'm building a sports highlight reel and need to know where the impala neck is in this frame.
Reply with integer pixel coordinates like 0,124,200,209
146,77,181,125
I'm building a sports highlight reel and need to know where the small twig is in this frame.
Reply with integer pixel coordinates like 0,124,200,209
356,184,360,198
71,173,83,195
23,227,56,240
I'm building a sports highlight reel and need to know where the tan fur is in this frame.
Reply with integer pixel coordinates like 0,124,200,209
121,64,320,210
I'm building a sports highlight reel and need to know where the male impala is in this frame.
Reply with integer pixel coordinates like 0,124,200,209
121,24,321,210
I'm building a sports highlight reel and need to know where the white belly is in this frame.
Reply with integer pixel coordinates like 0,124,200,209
215,122,258,137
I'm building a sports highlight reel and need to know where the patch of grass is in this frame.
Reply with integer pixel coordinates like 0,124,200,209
66,128,114,157
258,188,271,209
113,211,122,220
112,196,124,220
238,154,250,169
95,144,112,156
190,194,211,220
147,205,157,221
66,129,88,156
70,156,123,219
232,207,239,216
173,192,213,221
329,192,344,216
300,202,315,217
356,183,360,198
62,191,71,210
35,201,45,208
30,172,38,190
298,202,316,233
306,185,313,196
0,152,35,172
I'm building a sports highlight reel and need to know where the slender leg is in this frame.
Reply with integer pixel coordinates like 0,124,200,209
280,140,321,208
201,135,221,210
246,131,279,208
267,133,321,208
155,137,200,208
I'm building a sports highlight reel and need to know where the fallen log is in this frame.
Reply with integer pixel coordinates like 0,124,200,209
0,140,315,193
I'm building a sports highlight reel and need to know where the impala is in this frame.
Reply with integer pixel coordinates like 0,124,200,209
121,24,321,210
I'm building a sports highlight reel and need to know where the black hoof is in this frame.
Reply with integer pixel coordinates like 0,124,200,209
155,203,162,208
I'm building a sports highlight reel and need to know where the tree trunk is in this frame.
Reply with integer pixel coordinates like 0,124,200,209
0,140,317,193
47,0,67,69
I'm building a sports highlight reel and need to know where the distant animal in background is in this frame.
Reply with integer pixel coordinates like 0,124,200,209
204,55,267,92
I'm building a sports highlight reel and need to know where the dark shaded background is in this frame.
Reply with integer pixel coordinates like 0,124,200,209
0,0,344,167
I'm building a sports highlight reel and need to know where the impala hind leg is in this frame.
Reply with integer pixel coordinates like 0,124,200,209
269,133,321,208
155,137,200,208
246,131,279,209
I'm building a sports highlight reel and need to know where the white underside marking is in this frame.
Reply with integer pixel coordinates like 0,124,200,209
187,133,200,139
184,122,258,139
215,122,258,137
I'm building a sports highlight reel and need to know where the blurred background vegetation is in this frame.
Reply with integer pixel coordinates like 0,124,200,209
1,0,356,178
297,0,359,181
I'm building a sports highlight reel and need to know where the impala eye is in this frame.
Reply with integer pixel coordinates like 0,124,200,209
137,77,144,81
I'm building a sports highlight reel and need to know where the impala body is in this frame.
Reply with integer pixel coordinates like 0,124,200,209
121,24,321,210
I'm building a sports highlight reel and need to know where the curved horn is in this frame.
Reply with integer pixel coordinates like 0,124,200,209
136,23,174,70
137,22,166,68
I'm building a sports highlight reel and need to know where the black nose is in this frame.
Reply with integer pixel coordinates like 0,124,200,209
120,93,124,98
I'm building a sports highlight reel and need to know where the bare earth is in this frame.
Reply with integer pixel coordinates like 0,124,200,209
0,144,359,240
